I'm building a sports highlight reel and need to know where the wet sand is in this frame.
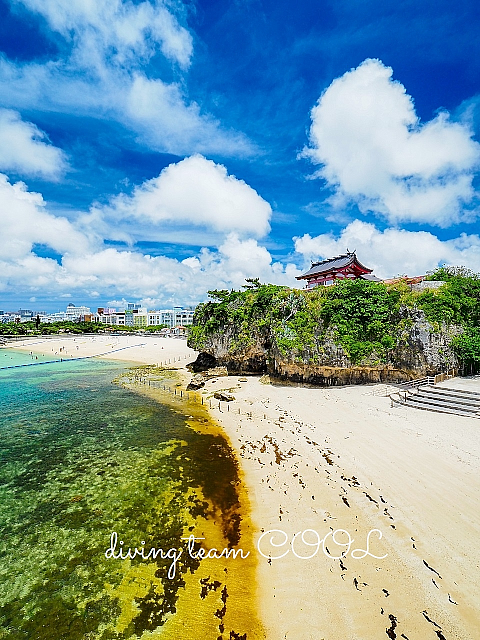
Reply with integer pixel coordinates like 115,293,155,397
11,335,480,638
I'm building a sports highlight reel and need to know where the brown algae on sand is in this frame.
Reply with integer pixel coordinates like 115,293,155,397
113,365,264,640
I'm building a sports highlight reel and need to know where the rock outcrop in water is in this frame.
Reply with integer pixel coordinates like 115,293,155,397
188,280,464,386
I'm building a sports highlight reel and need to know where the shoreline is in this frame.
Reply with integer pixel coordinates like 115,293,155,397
4,335,265,639
4,333,198,367
7,335,480,638
113,365,265,639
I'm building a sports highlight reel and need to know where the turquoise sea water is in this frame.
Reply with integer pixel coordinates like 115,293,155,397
0,352,243,639
0,346,58,367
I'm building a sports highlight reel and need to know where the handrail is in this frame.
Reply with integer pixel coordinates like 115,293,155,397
395,368,457,389
396,376,435,388
389,367,480,418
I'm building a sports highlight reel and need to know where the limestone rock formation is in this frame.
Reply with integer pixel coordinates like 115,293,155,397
188,305,461,386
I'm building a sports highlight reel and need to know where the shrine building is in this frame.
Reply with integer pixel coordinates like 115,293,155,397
296,252,381,289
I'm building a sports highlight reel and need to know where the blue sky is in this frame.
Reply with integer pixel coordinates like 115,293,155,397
1,0,480,311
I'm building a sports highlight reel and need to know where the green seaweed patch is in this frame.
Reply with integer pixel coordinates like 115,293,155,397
0,360,248,639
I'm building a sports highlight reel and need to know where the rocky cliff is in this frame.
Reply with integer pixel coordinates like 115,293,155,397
188,281,464,386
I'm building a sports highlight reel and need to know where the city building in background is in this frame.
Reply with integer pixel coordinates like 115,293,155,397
0,303,195,328
92,305,195,329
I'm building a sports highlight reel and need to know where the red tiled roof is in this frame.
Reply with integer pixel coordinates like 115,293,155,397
296,252,373,280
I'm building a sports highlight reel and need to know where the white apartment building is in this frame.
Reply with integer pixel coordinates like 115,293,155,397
92,308,148,327
39,312,69,323
93,311,126,325
65,304,91,320
147,307,194,327
92,306,194,328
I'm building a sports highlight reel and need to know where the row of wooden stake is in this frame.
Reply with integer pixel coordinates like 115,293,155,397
131,377,261,416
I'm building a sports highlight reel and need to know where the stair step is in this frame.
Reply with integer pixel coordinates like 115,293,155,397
413,384,480,399
433,385,480,398
412,389,480,409
405,395,480,414
403,398,478,418
391,379,480,418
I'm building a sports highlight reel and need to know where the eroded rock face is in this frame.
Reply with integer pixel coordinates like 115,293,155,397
188,307,461,386
391,307,462,375
189,351,217,372
193,325,270,374
271,363,410,385
217,352,268,374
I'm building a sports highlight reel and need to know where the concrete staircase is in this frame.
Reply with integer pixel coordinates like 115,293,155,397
392,385,480,418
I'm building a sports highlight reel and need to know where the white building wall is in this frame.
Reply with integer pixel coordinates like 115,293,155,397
147,308,194,327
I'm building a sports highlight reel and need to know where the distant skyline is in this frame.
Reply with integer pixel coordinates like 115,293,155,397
1,0,480,311
0,301,195,314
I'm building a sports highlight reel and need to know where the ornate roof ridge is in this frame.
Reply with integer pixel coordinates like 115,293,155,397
310,251,355,268
296,251,373,281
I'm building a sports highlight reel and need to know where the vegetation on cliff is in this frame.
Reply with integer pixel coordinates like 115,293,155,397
188,268,480,372
420,267,480,327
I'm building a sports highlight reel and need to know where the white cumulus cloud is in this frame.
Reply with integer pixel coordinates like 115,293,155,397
304,58,480,227
55,235,300,304
0,174,88,261
294,220,480,278
0,1,252,156
1,238,300,304
101,155,272,238
0,172,298,303
0,109,67,180
17,0,193,69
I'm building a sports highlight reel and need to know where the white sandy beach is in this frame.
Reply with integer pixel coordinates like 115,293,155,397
205,375,480,640
9,335,480,639
6,333,198,366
